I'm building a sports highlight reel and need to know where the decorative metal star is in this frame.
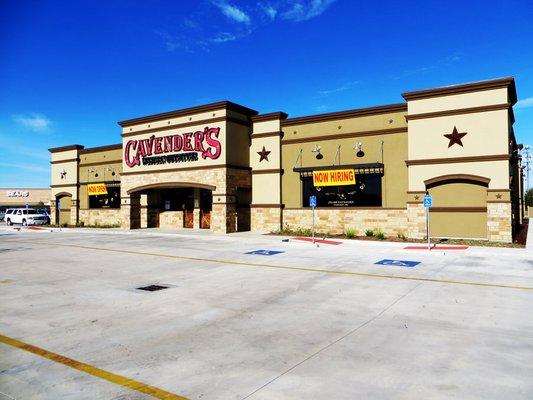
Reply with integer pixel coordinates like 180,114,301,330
414,195,420,200
60,169,67,179
257,146,271,162
496,194,502,199
444,126,467,148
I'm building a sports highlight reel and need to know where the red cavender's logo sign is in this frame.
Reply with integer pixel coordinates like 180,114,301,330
124,126,222,168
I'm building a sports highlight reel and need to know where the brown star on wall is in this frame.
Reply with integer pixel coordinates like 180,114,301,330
257,146,271,162
444,126,467,148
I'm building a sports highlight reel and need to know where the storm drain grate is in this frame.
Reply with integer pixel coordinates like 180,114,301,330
137,284,170,292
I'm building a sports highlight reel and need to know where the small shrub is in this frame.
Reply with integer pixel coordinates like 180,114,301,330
365,229,374,237
376,230,385,240
345,228,357,239
397,231,407,241
61,222,68,228
76,221,85,227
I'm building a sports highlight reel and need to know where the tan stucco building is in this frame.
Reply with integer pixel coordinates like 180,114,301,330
49,77,525,242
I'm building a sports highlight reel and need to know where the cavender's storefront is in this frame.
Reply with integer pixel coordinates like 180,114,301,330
49,77,525,242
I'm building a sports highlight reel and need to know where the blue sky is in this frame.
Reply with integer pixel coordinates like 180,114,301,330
1,0,532,187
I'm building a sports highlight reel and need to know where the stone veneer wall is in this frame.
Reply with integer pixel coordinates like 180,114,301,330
487,202,512,243
159,211,184,229
251,207,282,232
282,208,408,236
79,208,122,226
406,203,426,239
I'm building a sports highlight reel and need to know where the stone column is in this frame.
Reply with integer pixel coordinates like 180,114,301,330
407,203,426,239
193,188,200,229
70,199,79,226
121,195,141,229
487,202,512,243
50,201,57,226
140,194,148,229
251,206,282,233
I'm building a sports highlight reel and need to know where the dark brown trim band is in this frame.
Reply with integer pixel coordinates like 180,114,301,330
487,200,512,204
402,77,516,103
406,103,511,121
282,127,407,145
251,169,284,175
79,144,122,154
50,158,79,164
283,207,406,211
251,131,283,139
49,144,84,153
118,101,258,127
487,189,511,192
431,207,487,212
282,103,407,126
120,164,251,176
251,112,288,122
407,191,426,194
50,183,80,188
250,204,285,208
424,174,491,186
406,154,510,166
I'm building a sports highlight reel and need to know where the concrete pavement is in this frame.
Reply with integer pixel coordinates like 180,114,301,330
0,227,532,399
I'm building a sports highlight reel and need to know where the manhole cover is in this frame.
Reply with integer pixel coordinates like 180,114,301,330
137,284,169,292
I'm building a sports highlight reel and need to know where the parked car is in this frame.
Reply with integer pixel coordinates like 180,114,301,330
37,208,51,224
5,208,49,226
0,211,5,222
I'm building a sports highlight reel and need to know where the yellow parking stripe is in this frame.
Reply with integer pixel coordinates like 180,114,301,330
9,239,533,292
0,334,189,400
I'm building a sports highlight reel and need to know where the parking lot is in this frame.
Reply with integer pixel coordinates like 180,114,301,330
1,227,533,399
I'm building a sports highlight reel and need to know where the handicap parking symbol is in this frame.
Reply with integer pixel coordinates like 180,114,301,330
246,249,285,256
375,259,420,268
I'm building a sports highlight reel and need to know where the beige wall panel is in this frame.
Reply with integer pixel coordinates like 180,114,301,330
252,174,280,204
50,149,79,162
408,160,510,191
408,110,509,160
408,88,508,114
121,108,228,134
51,162,78,187
282,111,407,142
79,149,122,165
254,120,280,134
79,161,122,183
121,122,228,173
250,136,280,170
428,182,486,207
226,122,251,167
430,212,487,239
281,132,407,208
79,185,88,209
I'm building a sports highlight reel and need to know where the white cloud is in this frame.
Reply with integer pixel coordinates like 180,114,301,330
259,3,277,20
516,97,533,109
282,0,336,22
12,113,51,132
154,30,188,52
317,81,359,96
211,32,238,43
213,1,251,24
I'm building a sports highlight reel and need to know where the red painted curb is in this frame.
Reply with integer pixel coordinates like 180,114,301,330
294,237,342,245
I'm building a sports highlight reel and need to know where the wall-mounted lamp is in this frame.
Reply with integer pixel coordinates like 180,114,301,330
88,168,99,178
106,167,116,177
312,145,323,159
354,142,364,158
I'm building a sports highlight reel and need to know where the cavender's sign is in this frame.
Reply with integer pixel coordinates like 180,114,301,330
88,183,108,196
313,169,356,187
124,126,222,168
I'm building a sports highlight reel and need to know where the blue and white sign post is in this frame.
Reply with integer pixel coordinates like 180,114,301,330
423,194,433,250
309,195,317,244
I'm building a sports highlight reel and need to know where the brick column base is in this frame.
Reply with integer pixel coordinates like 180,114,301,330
251,207,282,232
487,202,512,243
407,203,426,239
69,199,79,226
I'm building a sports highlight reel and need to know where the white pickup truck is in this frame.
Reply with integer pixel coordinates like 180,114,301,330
5,208,49,226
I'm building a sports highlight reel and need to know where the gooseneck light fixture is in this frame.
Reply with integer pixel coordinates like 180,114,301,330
312,145,323,159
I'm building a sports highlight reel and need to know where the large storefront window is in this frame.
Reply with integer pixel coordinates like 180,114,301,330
89,185,121,209
301,173,382,207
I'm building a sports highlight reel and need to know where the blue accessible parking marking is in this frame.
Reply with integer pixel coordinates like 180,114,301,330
375,259,420,268
246,249,285,256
